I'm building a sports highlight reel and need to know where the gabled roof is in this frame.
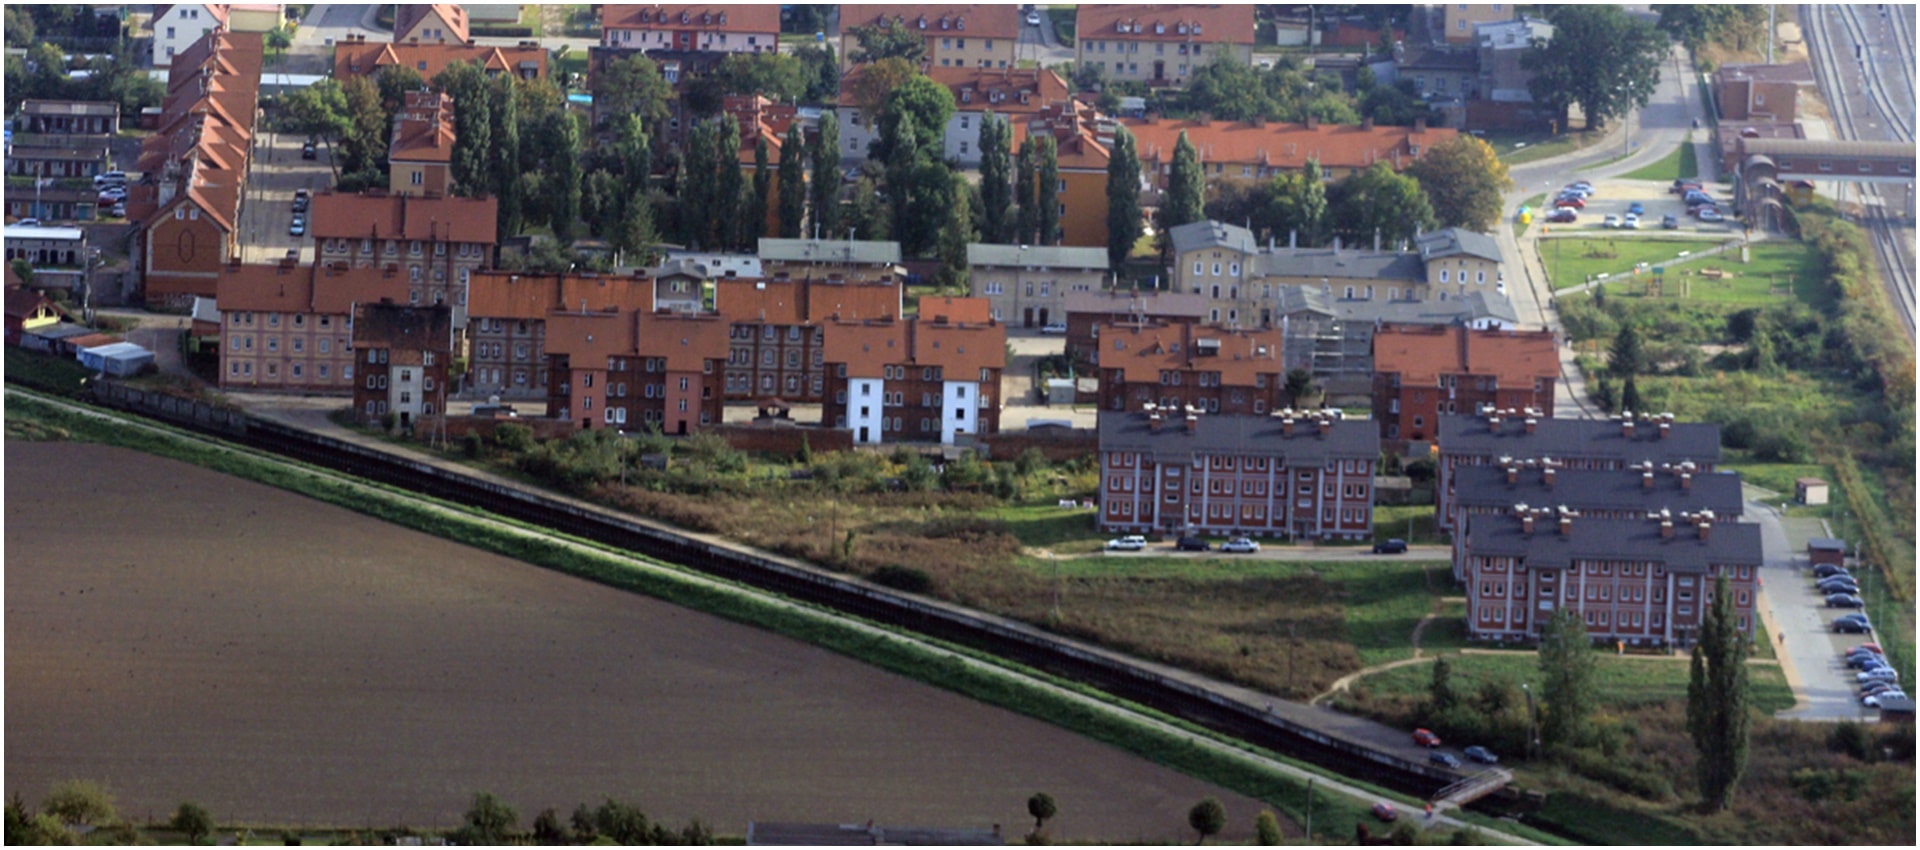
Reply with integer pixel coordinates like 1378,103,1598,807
1123,118,1454,172
1415,228,1503,264
1371,325,1557,385
468,271,657,320
821,319,906,378
215,262,314,312
1095,321,1285,384
917,296,992,325
309,263,414,314
1062,289,1210,319
1440,414,1723,464
394,3,469,44
389,90,456,164
911,312,1006,378
601,4,780,34
966,243,1110,270
1170,219,1259,255
1465,513,1762,572
1270,289,1522,327
633,309,730,369
332,40,550,81
1075,5,1256,46
353,301,453,351
839,5,1021,41
153,4,232,27
544,310,633,363
714,278,901,325
307,191,499,244
1257,246,1428,282
759,238,901,265
1451,465,1746,517
1098,410,1378,462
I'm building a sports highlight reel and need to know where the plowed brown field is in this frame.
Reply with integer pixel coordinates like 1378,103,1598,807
5,442,1273,841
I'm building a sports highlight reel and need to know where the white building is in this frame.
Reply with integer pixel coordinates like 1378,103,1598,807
150,4,229,66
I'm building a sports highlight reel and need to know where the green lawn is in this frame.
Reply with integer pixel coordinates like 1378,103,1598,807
1372,503,1441,545
1350,650,1796,713
1490,130,1608,165
1541,237,1735,291
1567,242,1826,307
1620,142,1700,182
1718,460,1833,499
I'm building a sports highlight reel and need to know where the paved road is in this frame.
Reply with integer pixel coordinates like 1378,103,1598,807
1017,6,1074,68
239,131,334,265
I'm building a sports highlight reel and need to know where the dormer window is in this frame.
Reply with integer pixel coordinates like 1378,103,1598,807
701,12,710,25
1179,22,1189,34
1116,20,1128,33
680,11,690,24
719,12,726,24
956,18,964,30
917,16,927,29
1194,23,1203,34
940,17,950,30
1155,22,1165,34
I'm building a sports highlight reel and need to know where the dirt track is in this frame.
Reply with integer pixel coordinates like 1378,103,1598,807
5,442,1271,840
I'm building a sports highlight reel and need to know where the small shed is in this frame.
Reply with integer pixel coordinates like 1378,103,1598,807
1878,695,1914,724
1795,477,1830,505
75,341,154,376
1807,538,1847,568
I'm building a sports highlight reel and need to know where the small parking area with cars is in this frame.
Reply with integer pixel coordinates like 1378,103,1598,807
1540,178,1739,235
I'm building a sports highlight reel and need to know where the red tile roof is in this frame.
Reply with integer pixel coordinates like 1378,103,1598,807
822,319,905,379
309,263,415,314
214,262,416,315
467,271,657,320
307,191,499,245
394,4,470,44
917,296,992,325
1372,324,1559,386
912,315,1005,378
839,5,1021,41
634,310,731,369
545,310,634,363
1075,4,1256,46
716,278,903,324
390,90,456,164
332,39,550,81
1097,322,1286,384
601,4,780,34
1121,117,1455,173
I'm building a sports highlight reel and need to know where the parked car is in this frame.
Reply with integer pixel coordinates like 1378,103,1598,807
1546,208,1578,223
1628,201,1646,216
301,138,318,159
1684,189,1716,206
1026,10,1042,26
1412,728,1441,747
1568,180,1594,192
1430,751,1462,768
1371,802,1398,822
1834,618,1874,634
1553,196,1586,209
97,187,127,203
1220,537,1260,554
1039,322,1067,334
1864,691,1907,708
106,203,125,218
1464,746,1499,764
1603,214,1622,228
14,218,39,227
1815,564,1852,579
1106,535,1147,551
1175,536,1211,552
1850,643,1885,655
1818,579,1861,594
1834,613,1874,629
1858,668,1899,684
92,171,128,188
1861,680,1901,697
289,214,306,237
1373,538,1409,554
1670,179,1702,194
1622,213,1641,229
1827,593,1866,608
293,188,311,213
1697,207,1725,223
1659,213,1679,229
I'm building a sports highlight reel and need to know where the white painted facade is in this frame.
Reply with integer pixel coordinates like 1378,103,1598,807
847,377,883,444
385,360,433,424
940,380,979,445
151,4,223,66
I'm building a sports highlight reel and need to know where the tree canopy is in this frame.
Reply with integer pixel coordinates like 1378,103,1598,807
1524,5,1667,131
591,52,673,133
1106,125,1145,270
849,19,927,65
1327,162,1436,247
1688,572,1752,812
1406,135,1513,232
877,72,956,162
1537,606,1596,750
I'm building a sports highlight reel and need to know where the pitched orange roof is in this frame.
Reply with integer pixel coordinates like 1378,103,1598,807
1075,4,1256,46
917,296,992,325
1096,322,1285,385
395,3,469,44
822,319,907,378
545,310,634,363
309,263,414,314
307,191,499,245
716,278,903,324
1121,118,1455,173
215,262,312,313
601,4,780,34
840,5,1020,42
332,40,549,81
1372,325,1559,386
468,271,658,319
912,315,1005,378
390,90,456,164
634,310,731,369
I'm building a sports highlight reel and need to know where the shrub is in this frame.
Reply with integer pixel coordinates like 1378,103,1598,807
1828,721,1876,762
492,422,535,453
870,565,934,594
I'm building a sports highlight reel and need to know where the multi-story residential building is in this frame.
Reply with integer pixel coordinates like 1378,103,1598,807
1123,116,1455,185
966,243,1108,328
715,276,902,402
150,3,230,65
1441,3,1515,44
388,90,455,196
840,66,1069,167
1437,410,1723,529
1074,5,1256,88
545,307,731,434
1397,46,1479,100
464,270,658,400
759,238,904,282
1097,408,1377,540
1714,62,1809,124
129,30,263,309
2,224,89,292
14,100,121,136
394,3,468,44
1063,289,1210,366
1024,100,1120,248
1461,507,1760,646
333,34,549,82
1459,16,1556,130
1168,220,1506,326
1448,460,1745,580
599,4,782,55
6,135,113,179
650,258,710,313
307,191,499,326
1370,324,1558,448
1266,287,1521,401
840,5,1021,71
350,300,455,429
1095,321,1289,415
821,300,1005,445
215,259,409,392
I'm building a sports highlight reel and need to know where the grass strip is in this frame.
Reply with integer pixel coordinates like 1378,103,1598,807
6,390,1559,845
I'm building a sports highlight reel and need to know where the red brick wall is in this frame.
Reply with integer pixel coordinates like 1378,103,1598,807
973,429,1098,461
708,424,854,456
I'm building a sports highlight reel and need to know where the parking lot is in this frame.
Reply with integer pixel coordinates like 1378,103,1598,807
1538,178,1740,235
1752,501,1894,721
236,129,335,264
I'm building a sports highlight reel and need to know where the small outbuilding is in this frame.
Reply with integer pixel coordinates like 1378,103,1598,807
75,341,154,376
1807,537,1847,568
1795,477,1830,505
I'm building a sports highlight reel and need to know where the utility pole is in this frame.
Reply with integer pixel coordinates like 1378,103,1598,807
1768,4,1776,64
1304,776,1315,841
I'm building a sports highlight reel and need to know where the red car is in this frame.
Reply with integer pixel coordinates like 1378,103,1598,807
1546,208,1578,223
1552,196,1586,209
1371,802,1399,822
1413,728,1442,747
1852,643,1885,656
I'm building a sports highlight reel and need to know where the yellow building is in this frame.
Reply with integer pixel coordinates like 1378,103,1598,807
840,5,1021,70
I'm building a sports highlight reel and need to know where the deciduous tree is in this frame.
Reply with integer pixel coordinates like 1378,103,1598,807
170,802,213,843
778,122,807,237
935,171,973,290
549,110,583,244
749,134,773,243
1188,798,1227,844
1034,133,1060,246
1537,606,1596,750
1164,130,1206,231
1688,572,1752,811
809,112,842,237
1610,322,1645,378
1328,162,1436,247
433,61,493,196
979,112,1014,243
1026,792,1057,832
461,792,518,845
1524,5,1666,131
489,75,523,238
1429,655,1458,714
591,53,673,133
1015,139,1038,245
844,57,917,138
849,19,927,64
1107,124,1144,270
1407,135,1513,232
716,113,747,248
877,72,956,163
42,780,116,827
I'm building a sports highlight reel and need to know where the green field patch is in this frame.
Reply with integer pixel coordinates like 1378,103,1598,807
1541,237,1737,292
1350,650,1796,714
1619,142,1700,182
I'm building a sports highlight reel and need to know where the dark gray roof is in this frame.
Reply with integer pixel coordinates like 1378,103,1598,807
1064,289,1210,318
1170,219,1258,255
1878,696,1916,714
967,243,1109,270
652,257,709,279
1451,466,1745,516
1099,411,1377,462
1270,288,1520,326
746,823,1002,846
1415,228,1503,263
1466,514,1763,572
760,238,902,265
1257,246,1427,281
1399,48,1479,71
1807,538,1847,552
1440,415,1722,465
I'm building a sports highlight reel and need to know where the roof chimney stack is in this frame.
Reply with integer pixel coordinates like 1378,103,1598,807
1520,509,1535,535
1681,472,1693,491
1558,511,1572,536
1489,410,1503,430
1642,469,1655,490
1506,465,1518,485
1524,416,1537,434
1659,418,1671,439
1543,465,1555,487
1697,516,1712,541
1621,415,1636,439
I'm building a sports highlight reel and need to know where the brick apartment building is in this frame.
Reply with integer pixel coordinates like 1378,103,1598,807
1371,324,1559,450
715,276,903,402
545,307,731,434
332,34,549,82
215,259,408,392
1437,410,1723,529
1094,321,1289,415
307,191,499,327
821,298,1005,445
464,271,658,400
1462,507,1760,646
600,4,782,54
351,300,455,428
388,90,456,196
840,66,1070,167
1097,408,1377,540
1064,289,1210,366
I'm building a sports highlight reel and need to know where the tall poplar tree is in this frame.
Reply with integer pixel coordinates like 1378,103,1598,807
488,75,522,239
978,112,1013,243
934,172,972,291
677,118,715,248
1106,125,1143,270
1164,130,1206,230
809,111,841,238
1688,573,1751,812
749,134,773,244
1538,606,1596,750
716,113,746,249
1035,134,1060,246
550,110,582,244
778,122,806,238
1014,139,1037,245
